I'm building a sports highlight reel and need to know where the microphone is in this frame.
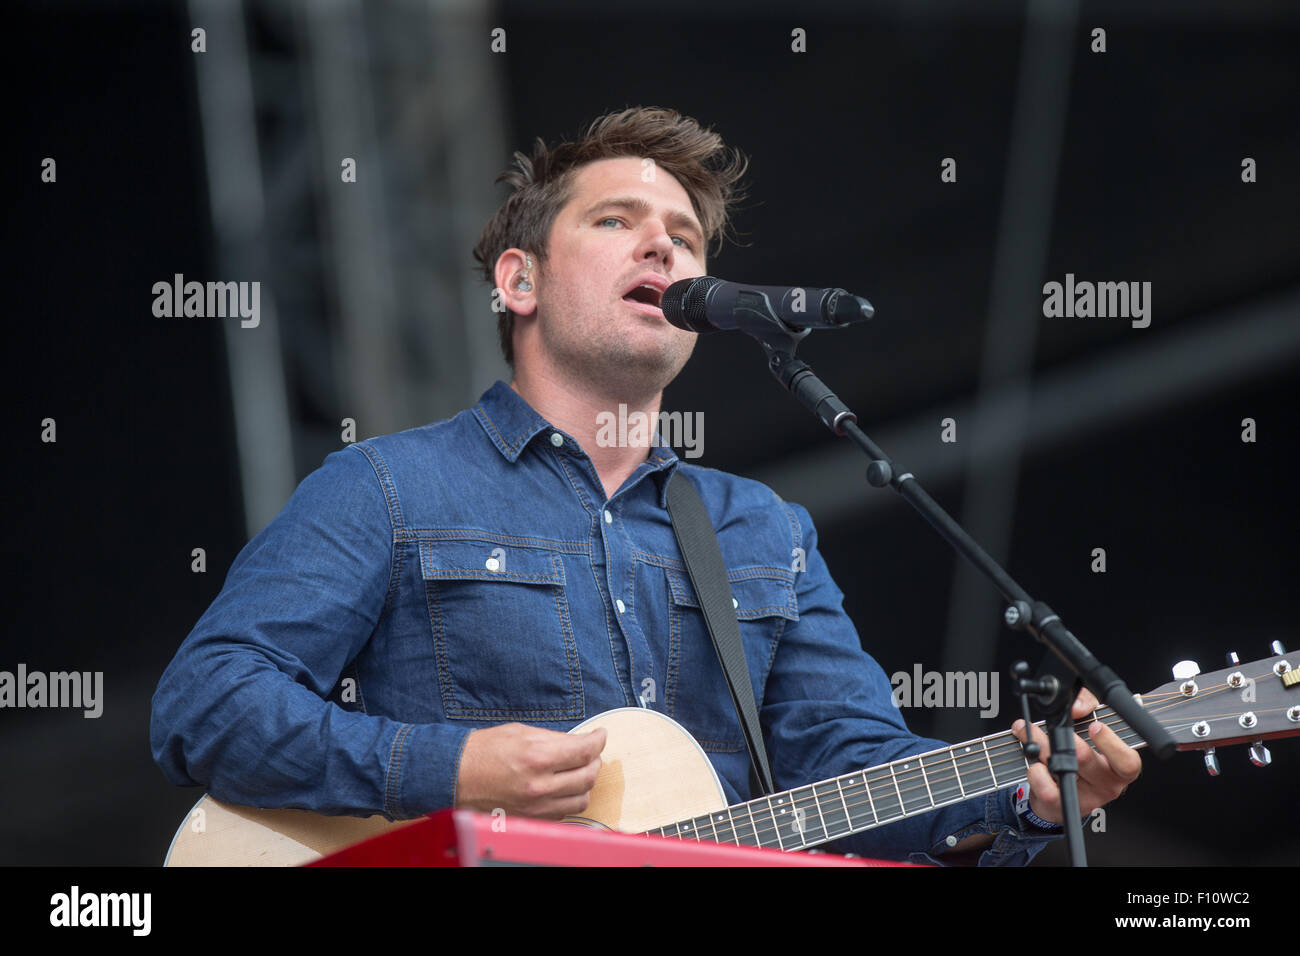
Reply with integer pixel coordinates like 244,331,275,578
660,276,874,335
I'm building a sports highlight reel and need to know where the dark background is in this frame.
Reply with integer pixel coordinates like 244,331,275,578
5,0,1298,866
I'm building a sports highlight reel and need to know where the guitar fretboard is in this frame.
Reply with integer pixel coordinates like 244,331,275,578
650,708,1144,851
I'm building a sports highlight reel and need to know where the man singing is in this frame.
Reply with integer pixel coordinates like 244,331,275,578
151,106,1140,864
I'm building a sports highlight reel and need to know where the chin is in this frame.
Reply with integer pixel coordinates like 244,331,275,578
588,343,692,397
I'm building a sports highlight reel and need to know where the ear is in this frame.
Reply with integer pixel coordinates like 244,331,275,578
493,248,537,318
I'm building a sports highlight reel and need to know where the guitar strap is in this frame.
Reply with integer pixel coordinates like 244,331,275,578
665,469,776,797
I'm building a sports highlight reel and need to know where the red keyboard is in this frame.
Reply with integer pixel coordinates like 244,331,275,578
309,808,912,866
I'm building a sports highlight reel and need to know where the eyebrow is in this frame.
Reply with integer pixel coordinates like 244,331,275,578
581,196,705,248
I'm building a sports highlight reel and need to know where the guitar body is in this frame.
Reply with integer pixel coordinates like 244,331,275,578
164,707,722,866
562,707,727,832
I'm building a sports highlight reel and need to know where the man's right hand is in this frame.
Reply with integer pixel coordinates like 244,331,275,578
455,723,606,819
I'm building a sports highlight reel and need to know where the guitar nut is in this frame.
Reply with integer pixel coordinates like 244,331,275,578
1226,671,1245,688
1273,659,1292,676
1287,706,1300,723
1191,721,1210,738
1180,680,1198,697
1238,712,1257,729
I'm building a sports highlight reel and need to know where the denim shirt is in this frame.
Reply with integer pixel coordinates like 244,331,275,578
151,381,1063,865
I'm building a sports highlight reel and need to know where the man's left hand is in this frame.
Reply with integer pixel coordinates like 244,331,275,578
1011,687,1143,826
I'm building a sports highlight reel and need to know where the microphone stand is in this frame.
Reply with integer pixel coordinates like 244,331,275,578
748,319,1176,867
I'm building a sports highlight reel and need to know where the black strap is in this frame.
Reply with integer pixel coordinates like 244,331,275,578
665,470,776,797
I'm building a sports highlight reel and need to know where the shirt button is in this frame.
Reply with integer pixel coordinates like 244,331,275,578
604,510,612,524
732,597,739,609
550,432,564,447
945,835,958,847
616,599,626,614
485,556,500,572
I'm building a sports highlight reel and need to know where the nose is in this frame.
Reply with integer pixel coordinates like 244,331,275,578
638,219,677,265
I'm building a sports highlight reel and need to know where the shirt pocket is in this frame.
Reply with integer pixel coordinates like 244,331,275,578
663,565,798,753
419,538,584,721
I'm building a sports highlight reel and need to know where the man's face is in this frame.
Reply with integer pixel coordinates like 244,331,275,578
526,156,705,398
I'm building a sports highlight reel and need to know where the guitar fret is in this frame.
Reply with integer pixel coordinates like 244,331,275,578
840,774,874,834
744,800,762,847
782,785,827,848
722,806,740,845
859,772,878,825
949,748,966,798
989,735,1021,788
775,791,802,849
679,815,701,841
917,757,936,806
952,741,992,795
904,759,934,815
810,784,831,842
921,751,963,806
696,811,717,843
706,810,726,844
814,780,852,841
865,768,901,823
835,776,854,833
765,796,784,850
981,738,997,784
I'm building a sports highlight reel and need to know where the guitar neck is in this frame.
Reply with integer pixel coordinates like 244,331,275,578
649,707,1144,851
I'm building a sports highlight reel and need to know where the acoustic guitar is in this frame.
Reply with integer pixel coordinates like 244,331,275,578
164,650,1298,865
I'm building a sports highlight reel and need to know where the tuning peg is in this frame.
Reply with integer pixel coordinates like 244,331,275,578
1203,748,1220,776
1172,660,1200,680
1225,651,1239,665
1248,742,1271,767
1271,640,1286,655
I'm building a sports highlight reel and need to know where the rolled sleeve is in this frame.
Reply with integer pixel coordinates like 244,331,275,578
905,788,1064,866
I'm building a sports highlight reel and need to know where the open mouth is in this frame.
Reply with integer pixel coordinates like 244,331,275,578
622,282,665,315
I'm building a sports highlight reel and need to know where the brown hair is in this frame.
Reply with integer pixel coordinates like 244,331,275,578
472,106,750,365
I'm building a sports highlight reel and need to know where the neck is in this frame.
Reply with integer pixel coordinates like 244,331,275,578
652,707,1142,851
511,370,663,501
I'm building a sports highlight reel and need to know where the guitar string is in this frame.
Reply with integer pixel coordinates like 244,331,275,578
669,698,1287,851
707,687,1269,849
705,675,1287,848
656,678,1280,849
654,675,1281,846
662,713,1137,849
659,710,1141,848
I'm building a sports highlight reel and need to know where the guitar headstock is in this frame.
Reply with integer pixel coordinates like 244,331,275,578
1137,643,1299,772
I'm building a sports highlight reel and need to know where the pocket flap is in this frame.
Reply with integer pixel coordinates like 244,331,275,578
665,566,797,621
418,539,566,587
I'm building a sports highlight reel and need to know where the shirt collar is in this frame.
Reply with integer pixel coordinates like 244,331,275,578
472,381,552,462
472,381,682,504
